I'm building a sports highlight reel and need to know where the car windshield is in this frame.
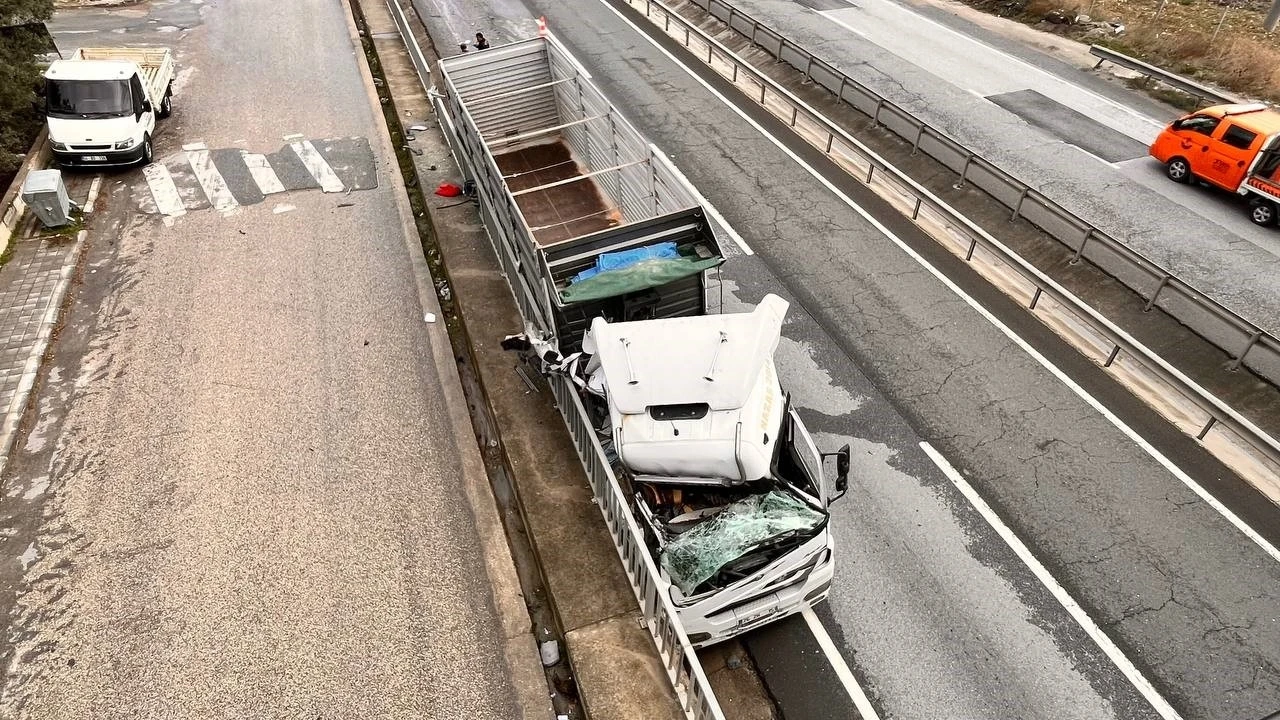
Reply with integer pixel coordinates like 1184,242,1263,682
46,79,132,119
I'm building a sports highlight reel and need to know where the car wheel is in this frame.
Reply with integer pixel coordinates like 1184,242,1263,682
1249,198,1276,226
1166,157,1192,184
158,92,172,119
141,134,153,165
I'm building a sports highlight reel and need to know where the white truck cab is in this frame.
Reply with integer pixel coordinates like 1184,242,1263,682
44,47,174,168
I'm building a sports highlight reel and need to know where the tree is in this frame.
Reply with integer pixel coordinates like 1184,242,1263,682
0,0,54,177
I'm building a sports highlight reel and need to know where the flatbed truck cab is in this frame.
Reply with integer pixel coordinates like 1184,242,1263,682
1150,103,1280,226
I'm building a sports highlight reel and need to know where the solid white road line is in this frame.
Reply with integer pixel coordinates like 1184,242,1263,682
185,148,239,213
289,139,345,193
801,608,882,720
142,163,186,218
598,0,1280,568
241,151,286,194
920,441,1184,720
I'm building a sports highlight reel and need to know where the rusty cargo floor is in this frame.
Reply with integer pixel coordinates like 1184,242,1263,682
495,141,618,246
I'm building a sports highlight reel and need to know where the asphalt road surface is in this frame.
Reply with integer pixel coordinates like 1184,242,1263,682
413,0,1280,718
0,1,530,717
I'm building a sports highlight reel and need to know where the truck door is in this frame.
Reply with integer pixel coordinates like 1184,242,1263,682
1167,113,1220,177
787,409,828,507
1203,121,1262,192
129,73,154,134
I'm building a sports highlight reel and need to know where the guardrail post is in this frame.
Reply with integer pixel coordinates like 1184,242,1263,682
872,99,884,127
955,154,973,189
760,81,767,104
750,22,758,47
727,6,735,30
685,26,690,46
825,133,834,154
1071,227,1093,264
708,42,714,64
912,125,925,155
732,64,738,82
836,76,846,105
664,13,670,31
1197,416,1217,440
1143,275,1171,312
866,164,875,184
1104,346,1121,367
965,238,977,261
1011,188,1030,221
791,106,799,127
1029,287,1044,310
803,55,813,84
1228,331,1262,371
645,0,651,16
912,197,923,220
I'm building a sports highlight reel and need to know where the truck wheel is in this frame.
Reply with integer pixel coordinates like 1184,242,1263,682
1249,198,1276,226
158,91,172,119
1166,157,1192,184
141,134,153,165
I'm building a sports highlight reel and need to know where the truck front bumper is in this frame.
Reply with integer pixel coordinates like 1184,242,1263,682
52,145,147,169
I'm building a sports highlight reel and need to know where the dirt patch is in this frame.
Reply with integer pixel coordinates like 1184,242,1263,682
958,0,1280,102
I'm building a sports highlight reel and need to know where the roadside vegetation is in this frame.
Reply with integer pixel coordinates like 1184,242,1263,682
1,0,53,189
964,0,1280,104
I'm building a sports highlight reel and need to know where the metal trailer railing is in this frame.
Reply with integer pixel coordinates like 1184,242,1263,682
620,0,1280,474
672,0,1280,392
384,2,727,717
1088,45,1241,105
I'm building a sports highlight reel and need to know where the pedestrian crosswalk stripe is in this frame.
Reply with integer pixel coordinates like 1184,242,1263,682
142,163,186,218
185,147,239,213
289,139,345,193
241,152,285,195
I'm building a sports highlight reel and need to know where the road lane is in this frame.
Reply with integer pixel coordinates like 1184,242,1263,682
409,0,1280,715
0,0,538,717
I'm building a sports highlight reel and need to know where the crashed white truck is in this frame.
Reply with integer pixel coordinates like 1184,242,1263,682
431,34,849,646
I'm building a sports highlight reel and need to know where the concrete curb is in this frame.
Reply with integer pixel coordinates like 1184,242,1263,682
0,129,52,263
334,0,554,717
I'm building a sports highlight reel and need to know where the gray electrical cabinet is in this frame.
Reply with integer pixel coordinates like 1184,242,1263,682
21,169,72,228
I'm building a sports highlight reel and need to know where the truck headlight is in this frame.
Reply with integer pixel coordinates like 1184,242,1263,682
114,138,137,150
50,141,67,151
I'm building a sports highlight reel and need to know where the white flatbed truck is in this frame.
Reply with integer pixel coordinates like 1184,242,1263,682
432,33,849,649
44,47,175,168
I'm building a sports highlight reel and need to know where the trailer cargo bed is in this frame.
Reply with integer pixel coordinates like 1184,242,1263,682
495,140,617,245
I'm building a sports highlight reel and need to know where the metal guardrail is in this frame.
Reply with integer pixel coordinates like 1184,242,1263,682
551,375,726,720
1088,45,1241,105
622,0,1280,473
384,2,727,718
679,0,1280,392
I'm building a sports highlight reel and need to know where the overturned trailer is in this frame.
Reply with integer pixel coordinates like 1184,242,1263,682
432,34,847,647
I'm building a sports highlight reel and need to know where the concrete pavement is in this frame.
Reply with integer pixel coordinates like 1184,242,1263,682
0,0,547,717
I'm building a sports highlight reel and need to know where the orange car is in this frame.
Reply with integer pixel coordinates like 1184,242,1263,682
1150,103,1280,225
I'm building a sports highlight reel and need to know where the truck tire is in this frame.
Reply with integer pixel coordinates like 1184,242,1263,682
158,90,172,119
1166,157,1192,184
1249,198,1276,226
141,134,153,165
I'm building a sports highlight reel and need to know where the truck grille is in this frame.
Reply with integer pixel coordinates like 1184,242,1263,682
70,144,111,151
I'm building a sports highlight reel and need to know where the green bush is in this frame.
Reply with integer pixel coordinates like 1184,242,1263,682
0,1,54,176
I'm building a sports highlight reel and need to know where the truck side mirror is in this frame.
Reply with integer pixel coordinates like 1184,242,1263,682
821,444,851,501
142,99,152,114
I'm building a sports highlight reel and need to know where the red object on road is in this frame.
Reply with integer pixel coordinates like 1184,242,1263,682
435,182,463,197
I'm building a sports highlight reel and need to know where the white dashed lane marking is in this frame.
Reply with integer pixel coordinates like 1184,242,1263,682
242,152,286,195
288,139,345,193
142,163,186,218
185,147,239,213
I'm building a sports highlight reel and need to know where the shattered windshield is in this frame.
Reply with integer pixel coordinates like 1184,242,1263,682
661,491,826,595
46,79,132,119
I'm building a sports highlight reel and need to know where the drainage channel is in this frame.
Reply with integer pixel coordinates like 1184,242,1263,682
347,2,583,717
